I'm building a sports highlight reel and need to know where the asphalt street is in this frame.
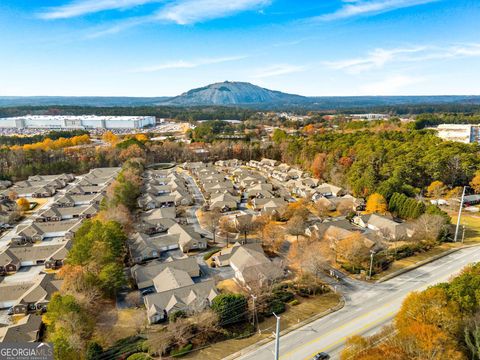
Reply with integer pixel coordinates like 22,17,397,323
237,245,480,360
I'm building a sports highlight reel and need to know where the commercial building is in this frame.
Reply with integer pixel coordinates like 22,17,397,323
0,115,156,129
436,124,480,144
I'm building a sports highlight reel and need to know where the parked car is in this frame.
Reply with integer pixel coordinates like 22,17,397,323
312,353,330,360
141,288,155,296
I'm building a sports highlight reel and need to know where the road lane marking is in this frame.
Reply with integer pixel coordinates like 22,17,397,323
240,247,480,360
279,300,400,359
301,311,396,360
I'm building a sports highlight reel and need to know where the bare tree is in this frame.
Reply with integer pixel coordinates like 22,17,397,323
262,222,286,253
203,208,223,244
315,199,333,218
336,199,354,216
218,216,236,247
125,291,143,308
336,233,370,272
286,215,306,244
412,214,447,242
234,214,257,244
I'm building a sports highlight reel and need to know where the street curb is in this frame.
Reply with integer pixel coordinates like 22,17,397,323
375,244,479,283
222,295,345,360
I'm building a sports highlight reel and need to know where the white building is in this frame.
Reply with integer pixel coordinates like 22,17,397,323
435,124,480,144
0,115,156,129
351,114,390,120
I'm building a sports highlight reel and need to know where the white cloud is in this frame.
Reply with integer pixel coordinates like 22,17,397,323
155,0,271,25
318,0,439,21
251,64,307,78
359,74,424,95
39,0,163,20
325,43,480,73
133,56,247,72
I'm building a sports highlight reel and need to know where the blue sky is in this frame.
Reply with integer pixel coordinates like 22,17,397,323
0,0,479,96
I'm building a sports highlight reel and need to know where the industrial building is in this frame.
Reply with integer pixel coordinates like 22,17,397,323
435,124,480,144
0,115,156,129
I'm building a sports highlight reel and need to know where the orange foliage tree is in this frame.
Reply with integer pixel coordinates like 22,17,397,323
16,197,30,212
365,193,388,214
470,170,480,194
311,153,327,179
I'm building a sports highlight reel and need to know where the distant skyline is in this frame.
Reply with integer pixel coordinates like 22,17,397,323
1,0,479,97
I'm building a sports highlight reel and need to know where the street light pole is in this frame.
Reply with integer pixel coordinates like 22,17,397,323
273,313,281,360
369,250,375,279
454,186,467,243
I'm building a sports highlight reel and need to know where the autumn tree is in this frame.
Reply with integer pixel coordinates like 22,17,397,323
365,193,387,214
102,131,119,145
282,199,311,220
16,197,30,212
7,190,17,201
336,234,370,272
311,153,327,179
427,180,446,198
471,170,480,194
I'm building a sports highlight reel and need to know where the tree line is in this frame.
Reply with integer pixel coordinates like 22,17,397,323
44,158,144,360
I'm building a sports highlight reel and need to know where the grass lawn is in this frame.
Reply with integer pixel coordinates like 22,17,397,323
183,293,340,360
458,213,480,244
374,242,461,280
374,212,480,280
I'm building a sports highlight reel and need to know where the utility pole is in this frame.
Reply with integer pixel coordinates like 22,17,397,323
454,186,466,242
273,313,281,360
251,294,260,334
368,250,375,279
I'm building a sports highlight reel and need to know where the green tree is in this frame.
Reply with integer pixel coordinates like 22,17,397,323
211,294,248,326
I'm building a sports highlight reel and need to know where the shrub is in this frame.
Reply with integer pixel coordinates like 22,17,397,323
86,342,103,360
169,310,186,323
268,300,286,315
273,290,295,303
288,299,300,306
211,294,247,326
170,344,193,358
126,353,152,360
341,263,365,274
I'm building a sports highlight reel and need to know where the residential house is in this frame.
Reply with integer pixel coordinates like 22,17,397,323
0,273,62,314
229,246,284,286
54,193,104,207
36,204,98,222
0,314,42,342
12,219,82,244
212,242,264,267
131,257,200,289
144,275,217,324
0,242,70,274
353,214,413,241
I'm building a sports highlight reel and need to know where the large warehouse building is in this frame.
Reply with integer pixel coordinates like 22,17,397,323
436,124,480,144
0,115,156,129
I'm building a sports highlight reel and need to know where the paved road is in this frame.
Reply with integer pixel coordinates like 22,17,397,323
237,246,480,360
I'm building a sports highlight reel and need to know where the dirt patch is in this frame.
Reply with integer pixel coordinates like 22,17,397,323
95,304,147,347
216,279,245,294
